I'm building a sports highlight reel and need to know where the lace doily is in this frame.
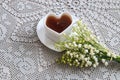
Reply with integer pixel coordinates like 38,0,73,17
0,0,120,79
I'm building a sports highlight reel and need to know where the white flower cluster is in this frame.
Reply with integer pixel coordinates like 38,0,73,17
56,20,118,68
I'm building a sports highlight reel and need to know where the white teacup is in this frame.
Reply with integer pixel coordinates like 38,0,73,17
44,12,77,42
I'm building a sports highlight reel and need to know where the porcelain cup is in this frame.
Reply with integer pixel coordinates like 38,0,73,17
44,12,77,42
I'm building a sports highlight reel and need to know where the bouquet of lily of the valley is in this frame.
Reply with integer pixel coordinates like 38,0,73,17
55,20,120,68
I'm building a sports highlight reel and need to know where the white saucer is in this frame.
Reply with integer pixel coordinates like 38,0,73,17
36,16,78,52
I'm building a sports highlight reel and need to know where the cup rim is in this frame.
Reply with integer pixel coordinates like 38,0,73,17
44,12,74,35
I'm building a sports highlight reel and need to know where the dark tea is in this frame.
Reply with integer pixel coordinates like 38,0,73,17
46,14,72,33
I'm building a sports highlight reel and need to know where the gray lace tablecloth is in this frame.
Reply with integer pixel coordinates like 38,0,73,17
0,0,120,80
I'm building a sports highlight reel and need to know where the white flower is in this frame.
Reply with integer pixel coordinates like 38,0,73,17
74,37,79,40
88,45,92,48
75,59,78,62
81,30,85,33
84,58,88,61
111,53,117,58
87,57,90,60
75,54,79,58
65,44,69,48
104,62,108,66
85,64,88,67
66,51,70,54
102,59,105,63
78,44,82,48
68,43,72,46
76,62,80,65
85,37,90,41
74,44,77,47
73,41,76,44
80,55,84,60
95,50,99,53
90,35,95,39
100,52,103,54
70,53,73,57
85,49,88,53
87,61,92,66
69,32,78,37
93,64,97,68
93,56,98,62
95,62,99,66
107,52,111,57
73,41,77,47
90,49,94,53
84,26,87,30
90,52,95,56
84,44,88,48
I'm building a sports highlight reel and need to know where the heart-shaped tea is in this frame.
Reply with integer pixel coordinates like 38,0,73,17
46,14,72,33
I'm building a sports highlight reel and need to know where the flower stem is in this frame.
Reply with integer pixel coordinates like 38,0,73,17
114,56,120,63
